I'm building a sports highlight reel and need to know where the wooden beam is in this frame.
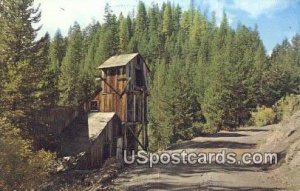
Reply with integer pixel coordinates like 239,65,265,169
100,76,121,96
100,76,131,99
127,125,146,151
133,94,136,122
137,124,143,137
119,77,131,98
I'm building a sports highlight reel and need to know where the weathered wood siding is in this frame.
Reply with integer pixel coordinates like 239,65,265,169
34,106,80,135
33,106,81,150
97,55,148,124
89,115,122,168
93,53,150,152
98,93,127,121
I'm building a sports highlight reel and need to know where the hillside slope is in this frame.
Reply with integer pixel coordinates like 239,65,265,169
259,110,300,189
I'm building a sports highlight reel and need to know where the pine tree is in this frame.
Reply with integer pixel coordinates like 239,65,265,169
172,5,181,34
165,59,199,142
126,15,133,39
79,29,101,101
35,33,59,107
135,1,147,35
0,0,41,65
48,30,66,104
0,1,293,153
188,12,202,62
146,4,161,63
291,34,300,93
250,27,268,107
81,21,100,56
49,30,66,71
83,29,100,74
202,13,232,131
162,2,172,37
148,60,170,150
95,4,118,64
58,22,83,105
0,0,53,133
262,37,299,106
118,13,129,54
180,10,193,37
0,1,55,187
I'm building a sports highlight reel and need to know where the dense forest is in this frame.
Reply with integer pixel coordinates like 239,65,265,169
0,0,300,189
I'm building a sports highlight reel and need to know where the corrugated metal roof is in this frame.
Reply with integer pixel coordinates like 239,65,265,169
98,53,139,69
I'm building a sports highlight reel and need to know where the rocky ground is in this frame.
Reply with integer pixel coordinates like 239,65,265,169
39,158,123,191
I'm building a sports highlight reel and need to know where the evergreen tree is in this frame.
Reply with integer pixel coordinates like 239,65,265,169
0,1,55,187
95,4,118,64
180,10,193,37
165,59,200,142
49,30,66,71
0,0,53,133
135,1,147,35
49,30,66,104
148,61,170,150
172,5,181,34
146,4,161,64
118,13,130,54
79,28,101,101
202,13,233,131
262,37,300,106
126,15,133,40
58,22,83,105
162,2,172,37
290,34,300,92
35,33,59,107
0,1,294,153
188,12,202,62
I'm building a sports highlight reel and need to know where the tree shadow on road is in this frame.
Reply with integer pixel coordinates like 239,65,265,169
168,141,256,150
121,181,283,191
237,128,269,132
204,132,248,137
117,162,267,181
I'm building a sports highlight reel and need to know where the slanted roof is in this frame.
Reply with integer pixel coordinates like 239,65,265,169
98,53,139,69
88,112,116,141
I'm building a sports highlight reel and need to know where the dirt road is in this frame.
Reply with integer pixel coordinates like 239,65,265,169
110,126,292,190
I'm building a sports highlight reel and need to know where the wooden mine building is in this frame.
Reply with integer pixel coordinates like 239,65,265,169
93,53,150,151
52,53,150,169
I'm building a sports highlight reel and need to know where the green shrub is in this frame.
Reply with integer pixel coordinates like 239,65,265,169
274,94,300,122
202,123,219,134
0,120,56,190
251,106,276,126
192,122,205,136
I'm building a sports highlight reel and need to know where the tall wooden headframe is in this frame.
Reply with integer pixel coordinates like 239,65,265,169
93,53,149,151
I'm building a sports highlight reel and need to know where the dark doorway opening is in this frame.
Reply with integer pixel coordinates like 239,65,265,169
135,68,143,87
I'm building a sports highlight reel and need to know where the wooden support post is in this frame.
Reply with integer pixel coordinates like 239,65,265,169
142,90,148,151
137,124,143,137
145,123,148,150
123,124,127,151
141,91,145,147
127,125,146,151
133,94,136,122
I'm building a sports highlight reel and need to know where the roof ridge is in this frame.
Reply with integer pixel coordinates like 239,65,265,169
98,53,140,69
